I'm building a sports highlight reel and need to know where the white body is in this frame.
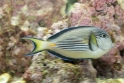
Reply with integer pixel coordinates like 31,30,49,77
48,46,109,59
24,26,113,59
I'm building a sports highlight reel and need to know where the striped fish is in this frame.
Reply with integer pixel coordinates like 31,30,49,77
22,26,113,61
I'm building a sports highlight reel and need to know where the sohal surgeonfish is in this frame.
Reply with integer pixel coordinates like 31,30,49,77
22,26,113,61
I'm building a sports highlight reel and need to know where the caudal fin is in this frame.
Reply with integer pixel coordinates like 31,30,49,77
22,37,46,55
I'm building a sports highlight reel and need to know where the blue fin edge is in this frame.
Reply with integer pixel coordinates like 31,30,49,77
22,36,44,56
47,50,80,61
47,26,95,41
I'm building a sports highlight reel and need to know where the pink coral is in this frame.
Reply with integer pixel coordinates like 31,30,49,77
0,0,124,82
69,3,95,26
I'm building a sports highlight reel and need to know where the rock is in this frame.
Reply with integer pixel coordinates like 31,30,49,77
23,54,97,83
0,73,11,83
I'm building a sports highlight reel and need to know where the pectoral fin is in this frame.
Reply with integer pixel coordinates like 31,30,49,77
89,32,98,51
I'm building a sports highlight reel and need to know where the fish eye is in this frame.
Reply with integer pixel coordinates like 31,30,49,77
100,33,107,38
102,34,107,37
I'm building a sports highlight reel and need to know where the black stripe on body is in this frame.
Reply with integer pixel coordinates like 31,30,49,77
60,38,83,41
57,42,88,45
56,43,89,51
56,47,89,51
56,38,89,51
57,45,88,47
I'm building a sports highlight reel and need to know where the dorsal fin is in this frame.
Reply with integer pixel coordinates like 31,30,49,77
47,26,94,41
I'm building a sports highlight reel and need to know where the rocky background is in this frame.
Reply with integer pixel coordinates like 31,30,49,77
0,0,124,83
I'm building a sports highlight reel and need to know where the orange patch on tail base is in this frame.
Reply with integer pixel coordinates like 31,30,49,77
49,43,56,47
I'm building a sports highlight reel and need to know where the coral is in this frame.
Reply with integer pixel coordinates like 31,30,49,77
61,0,124,79
96,78,124,83
0,0,124,83
22,0,124,82
23,53,97,83
0,0,65,80
11,77,26,83
117,0,124,10
0,73,11,83
69,0,124,79
0,73,26,83
0,2,34,76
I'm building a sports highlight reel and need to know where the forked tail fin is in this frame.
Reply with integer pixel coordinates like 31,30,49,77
22,37,46,55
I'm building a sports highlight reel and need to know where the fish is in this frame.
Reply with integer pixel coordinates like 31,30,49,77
22,26,113,61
